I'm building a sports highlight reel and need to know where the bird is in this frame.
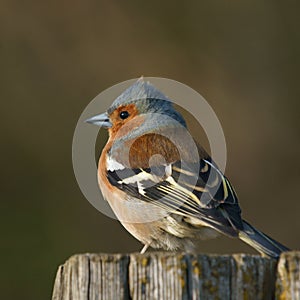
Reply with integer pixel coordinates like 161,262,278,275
86,78,290,259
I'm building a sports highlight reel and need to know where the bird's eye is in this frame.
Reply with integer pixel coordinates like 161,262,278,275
119,111,129,119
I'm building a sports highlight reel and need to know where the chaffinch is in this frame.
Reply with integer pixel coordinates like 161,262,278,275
86,78,289,258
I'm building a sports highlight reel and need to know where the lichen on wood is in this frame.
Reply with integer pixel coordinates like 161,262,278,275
52,252,297,300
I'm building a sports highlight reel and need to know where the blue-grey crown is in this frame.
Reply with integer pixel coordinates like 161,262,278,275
108,78,186,127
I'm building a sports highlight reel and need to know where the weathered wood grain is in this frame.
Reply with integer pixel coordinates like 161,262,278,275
276,251,300,300
186,254,276,300
52,253,130,300
52,252,294,300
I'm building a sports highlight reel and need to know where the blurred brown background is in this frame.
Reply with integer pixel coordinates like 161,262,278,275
1,1,299,299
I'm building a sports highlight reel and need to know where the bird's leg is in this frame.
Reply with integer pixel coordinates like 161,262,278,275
140,243,149,254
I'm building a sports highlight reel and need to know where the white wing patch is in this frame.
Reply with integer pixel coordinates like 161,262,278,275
116,164,174,197
165,164,172,177
137,181,146,196
119,170,154,184
106,155,125,171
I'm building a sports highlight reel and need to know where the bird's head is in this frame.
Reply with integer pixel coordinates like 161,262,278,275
85,78,186,140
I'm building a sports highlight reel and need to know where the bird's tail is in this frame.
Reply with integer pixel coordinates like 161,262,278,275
239,220,290,259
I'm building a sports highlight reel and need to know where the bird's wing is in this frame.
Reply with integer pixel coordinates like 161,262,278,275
106,156,244,237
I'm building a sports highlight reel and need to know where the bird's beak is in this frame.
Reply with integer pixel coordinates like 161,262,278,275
85,112,112,128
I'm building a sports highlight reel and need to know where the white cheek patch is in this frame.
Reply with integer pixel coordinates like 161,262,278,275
106,155,125,171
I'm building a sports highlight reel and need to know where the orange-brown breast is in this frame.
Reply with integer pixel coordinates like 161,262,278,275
98,140,114,192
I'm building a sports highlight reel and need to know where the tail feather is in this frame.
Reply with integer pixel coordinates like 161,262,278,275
239,220,290,259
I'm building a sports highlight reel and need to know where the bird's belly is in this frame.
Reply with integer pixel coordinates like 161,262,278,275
99,177,219,250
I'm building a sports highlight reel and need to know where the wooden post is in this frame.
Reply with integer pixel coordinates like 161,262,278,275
52,252,299,300
276,251,300,300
